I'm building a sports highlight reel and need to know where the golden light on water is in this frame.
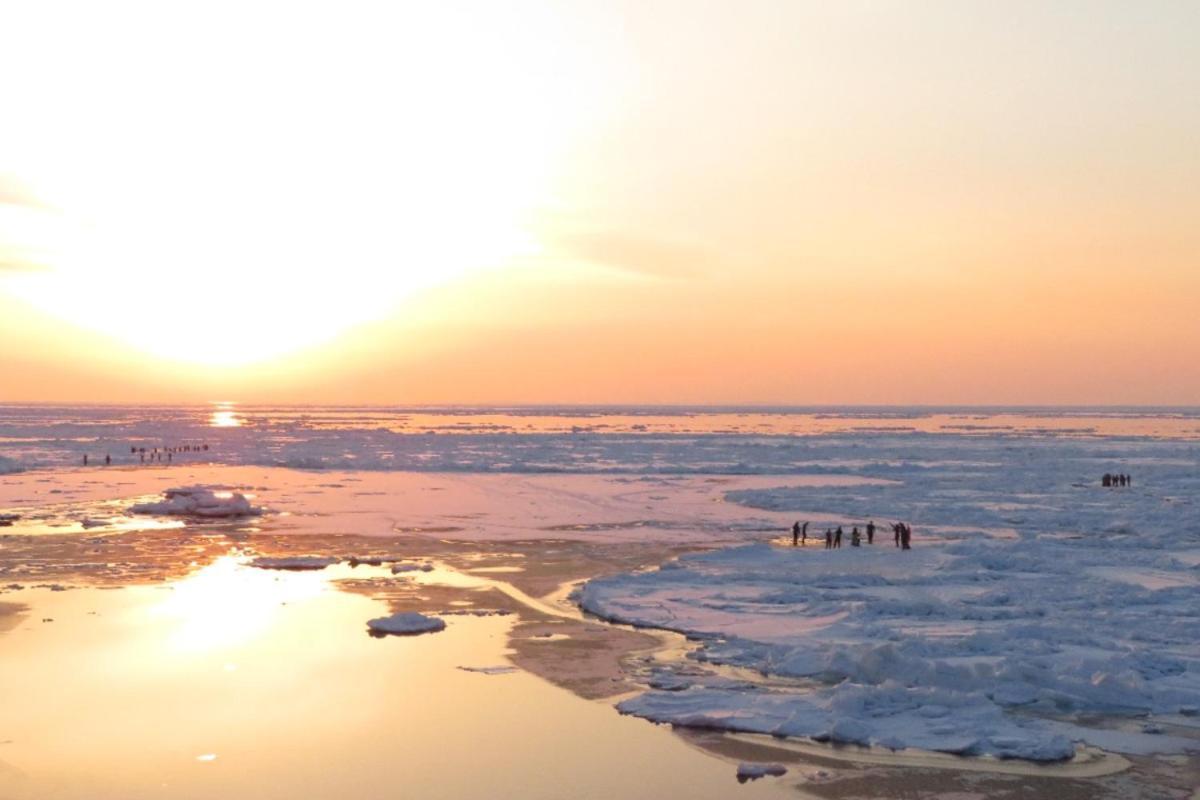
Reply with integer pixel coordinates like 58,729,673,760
210,403,241,428
149,556,325,653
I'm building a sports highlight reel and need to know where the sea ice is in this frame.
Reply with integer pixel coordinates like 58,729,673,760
249,556,339,571
582,453,1200,763
735,763,787,782
129,486,264,517
392,562,435,574
367,612,446,636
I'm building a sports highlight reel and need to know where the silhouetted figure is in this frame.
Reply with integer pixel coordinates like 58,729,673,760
825,529,832,549
900,523,912,550
83,454,88,466
1126,474,1132,487
792,521,801,547
851,527,861,547
167,452,172,463
203,444,209,451
801,521,809,545
893,523,901,547
104,454,111,466
866,520,875,545
131,446,137,454
140,453,145,464
1102,473,1112,487
834,526,843,549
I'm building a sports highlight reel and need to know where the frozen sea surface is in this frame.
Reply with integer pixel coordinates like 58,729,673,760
580,447,1200,761
3,404,1199,764
1,404,1198,472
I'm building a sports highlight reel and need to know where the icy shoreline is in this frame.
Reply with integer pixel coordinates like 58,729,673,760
581,454,1200,763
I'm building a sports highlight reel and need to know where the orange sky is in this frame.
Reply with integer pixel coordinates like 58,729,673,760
1,1,1198,405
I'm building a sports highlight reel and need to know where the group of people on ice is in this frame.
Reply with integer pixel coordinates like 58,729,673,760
790,520,912,550
1102,473,1132,487
82,443,210,467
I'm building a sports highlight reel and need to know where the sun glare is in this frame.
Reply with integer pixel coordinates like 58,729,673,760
0,2,599,365
208,400,242,428
150,556,326,653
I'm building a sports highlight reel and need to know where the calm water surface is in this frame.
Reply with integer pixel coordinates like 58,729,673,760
0,559,796,800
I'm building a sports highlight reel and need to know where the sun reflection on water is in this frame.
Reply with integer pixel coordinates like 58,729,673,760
149,556,326,652
209,402,241,428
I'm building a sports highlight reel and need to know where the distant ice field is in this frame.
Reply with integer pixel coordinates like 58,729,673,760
1,404,1198,473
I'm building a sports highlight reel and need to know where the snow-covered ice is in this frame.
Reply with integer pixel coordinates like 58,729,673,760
129,486,264,517
581,446,1200,761
367,612,446,636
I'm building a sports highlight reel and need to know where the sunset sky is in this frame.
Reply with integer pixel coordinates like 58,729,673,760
1,1,1197,405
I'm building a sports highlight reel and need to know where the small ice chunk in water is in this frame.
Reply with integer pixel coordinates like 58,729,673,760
130,486,264,517
367,612,446,636
457,665,517,675
391,562,434,574
249,556,339,571
736,763,787,782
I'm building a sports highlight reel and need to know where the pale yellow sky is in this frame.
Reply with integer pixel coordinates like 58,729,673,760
1,1,1198,404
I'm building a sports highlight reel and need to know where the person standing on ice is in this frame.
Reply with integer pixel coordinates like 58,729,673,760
801,521,809,545
1102,473,1112,487
893,523,901,547
851,527,861,547
824,528,832,549
834,526,843,548
900,523,912,550
792,521,801,546
866,520,875,544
